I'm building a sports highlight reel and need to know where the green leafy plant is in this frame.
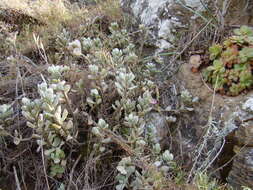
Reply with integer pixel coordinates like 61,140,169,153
209,44,222,60
21,65,74,177
195,173,227,190
0,104,14,138
203,25,253,96
0,104,13,124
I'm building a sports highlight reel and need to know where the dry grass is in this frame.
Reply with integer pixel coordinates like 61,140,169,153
0,0,124,54
0,0,88,54
92,0,123,21
0,0,74,25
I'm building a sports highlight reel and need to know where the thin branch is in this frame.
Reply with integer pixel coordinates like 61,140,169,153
67,155,82,190
200,73,214,92
202,137,226,173
162,19,213,72
187,74,219,183
41,139,50,190
13,166,21,190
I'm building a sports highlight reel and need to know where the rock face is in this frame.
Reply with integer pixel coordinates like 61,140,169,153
226,97,253,189
178,63,253,189
121,0,207,50
121,0,253,51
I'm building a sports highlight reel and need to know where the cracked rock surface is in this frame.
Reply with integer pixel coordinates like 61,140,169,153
121,0,207,50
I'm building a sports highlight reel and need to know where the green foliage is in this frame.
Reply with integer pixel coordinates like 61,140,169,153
0,104,13,138
242,187,252,190
21,65,74,177
0,0,249,188
195,173,226,190
6,19,181,188
0,104,13,123
203,25,253,96
115,149,175,190
77,22,178,189
0,9,229,188
239,47,253,63
209,44,222,60
234,25,253,36
109,22,130,48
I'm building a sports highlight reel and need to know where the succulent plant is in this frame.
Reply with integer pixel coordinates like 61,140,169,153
203,25,253,96
21,65,74,177
109,22,130,48
0,104,14,138
67,39,82,57
0,104,13,123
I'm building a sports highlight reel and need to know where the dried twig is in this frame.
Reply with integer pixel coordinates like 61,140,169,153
162,19,213,73
33,33,49,65
187,74,219,183
13,166,21,190
41,138,50,190
202,137,225,173
67,155,82,190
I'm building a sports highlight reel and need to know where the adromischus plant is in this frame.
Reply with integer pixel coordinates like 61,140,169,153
0,104,13,125
21,65,74,177
68,39,82,57
75,22,179,189
109,22,130,48
54,29,72,64
0,103,22,145
0,104,14,138
86,88,102,107
195,173,225,190
87,44,176,190
115,148,175,190
203,25,253,96
82,37,103,53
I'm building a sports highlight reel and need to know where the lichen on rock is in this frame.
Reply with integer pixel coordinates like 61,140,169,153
121,0,207,50
225,96,253,189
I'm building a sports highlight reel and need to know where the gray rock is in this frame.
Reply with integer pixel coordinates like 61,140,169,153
121,0,207,50
242,97,253,113
226,97,253,189
144,112,170,148
227,146,253,190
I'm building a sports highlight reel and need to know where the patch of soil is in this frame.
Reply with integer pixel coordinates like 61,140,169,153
178,62,253,120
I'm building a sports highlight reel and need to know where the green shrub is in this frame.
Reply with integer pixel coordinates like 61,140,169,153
0,104,14,139
21,65,74,177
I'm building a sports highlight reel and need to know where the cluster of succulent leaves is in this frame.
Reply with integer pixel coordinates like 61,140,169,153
0,104,14,138
0,100,22,146
203,26,253,96
21,65,73,177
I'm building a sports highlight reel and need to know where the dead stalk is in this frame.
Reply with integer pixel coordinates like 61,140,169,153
187,74,218,183
41,138,50,190
13,166,21,190
161,19,213,72
67,155,82,190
